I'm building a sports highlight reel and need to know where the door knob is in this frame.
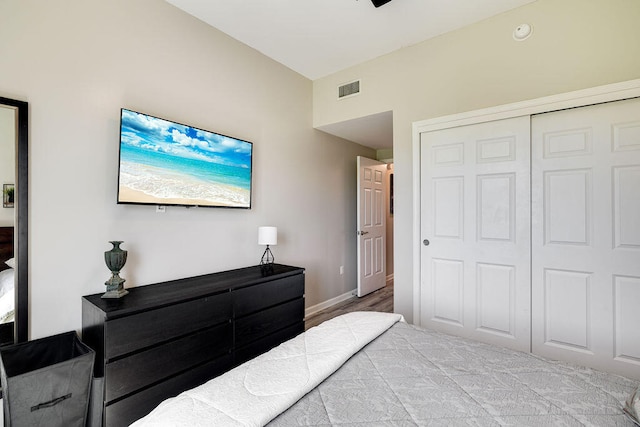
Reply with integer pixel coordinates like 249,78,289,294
357,231,369,236
423,239,430,246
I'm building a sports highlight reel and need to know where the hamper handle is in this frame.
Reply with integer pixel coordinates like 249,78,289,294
31,393,72,412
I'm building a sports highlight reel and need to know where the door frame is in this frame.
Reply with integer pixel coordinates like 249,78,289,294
411,78,640,326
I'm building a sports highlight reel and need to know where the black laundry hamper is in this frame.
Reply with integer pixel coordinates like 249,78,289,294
0,331,95,427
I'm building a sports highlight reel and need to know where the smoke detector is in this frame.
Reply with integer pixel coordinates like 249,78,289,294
513,24,533,41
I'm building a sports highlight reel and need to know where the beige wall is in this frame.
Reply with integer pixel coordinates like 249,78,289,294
313,0,640,322
0,106,16,226
0,0,374,339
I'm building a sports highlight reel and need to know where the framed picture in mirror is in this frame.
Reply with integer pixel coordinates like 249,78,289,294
2,184,14,208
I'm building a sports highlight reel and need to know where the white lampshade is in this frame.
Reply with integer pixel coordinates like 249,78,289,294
258,226,277,246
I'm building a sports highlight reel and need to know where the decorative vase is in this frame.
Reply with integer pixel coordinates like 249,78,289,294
102,241,129,299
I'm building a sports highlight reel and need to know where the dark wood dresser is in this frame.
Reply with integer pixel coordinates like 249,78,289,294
82,264,304,427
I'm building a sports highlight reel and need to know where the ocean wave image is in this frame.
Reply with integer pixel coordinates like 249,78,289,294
117,109,252,208
119,162,250,207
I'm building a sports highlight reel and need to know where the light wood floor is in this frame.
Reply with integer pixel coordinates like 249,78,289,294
304,281,394,330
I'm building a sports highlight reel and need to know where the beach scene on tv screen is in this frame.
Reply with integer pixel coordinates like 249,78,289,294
118,109,252,208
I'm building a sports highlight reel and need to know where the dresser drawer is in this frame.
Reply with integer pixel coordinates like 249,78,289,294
235,297,304,347
234,273,304,317
234,321,304,366
105,322,232,402
105,354,233,427
105,291,231,359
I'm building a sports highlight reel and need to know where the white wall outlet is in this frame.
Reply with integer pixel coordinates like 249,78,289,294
156,205,166,213
339,265,344,275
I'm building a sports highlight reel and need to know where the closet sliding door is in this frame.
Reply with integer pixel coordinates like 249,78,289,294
420,116,531,352
531,98,640,379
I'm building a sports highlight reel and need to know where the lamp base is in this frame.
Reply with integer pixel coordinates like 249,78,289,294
260,263,274,276
260,246,275,275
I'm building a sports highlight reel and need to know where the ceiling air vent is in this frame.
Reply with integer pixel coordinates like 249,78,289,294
338,80,360,99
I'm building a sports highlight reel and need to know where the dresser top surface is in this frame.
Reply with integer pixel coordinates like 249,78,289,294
82,264,304,317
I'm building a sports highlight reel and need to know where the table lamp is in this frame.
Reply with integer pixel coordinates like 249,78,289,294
258,226,277,274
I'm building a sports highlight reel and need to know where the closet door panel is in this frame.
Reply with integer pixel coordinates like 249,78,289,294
532,97,640,379
420,116,531,352
614,275,640,364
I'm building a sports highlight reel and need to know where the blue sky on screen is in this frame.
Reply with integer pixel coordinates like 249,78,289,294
120,109,251,169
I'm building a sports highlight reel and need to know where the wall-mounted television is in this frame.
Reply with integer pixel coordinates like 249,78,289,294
117,109,252,209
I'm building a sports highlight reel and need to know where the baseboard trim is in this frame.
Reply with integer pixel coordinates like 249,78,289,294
305,289,356,318
386,274,394,283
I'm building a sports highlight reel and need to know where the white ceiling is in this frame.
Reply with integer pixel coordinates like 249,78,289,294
166,0,536,150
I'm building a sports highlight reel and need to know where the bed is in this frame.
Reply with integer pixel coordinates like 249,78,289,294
0,226,15,325
132,312,640,426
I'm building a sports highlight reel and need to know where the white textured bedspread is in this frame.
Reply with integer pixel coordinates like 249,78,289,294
269,321,638,426
131,311,403,427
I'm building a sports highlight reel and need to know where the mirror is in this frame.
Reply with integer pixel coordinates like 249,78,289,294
0,96,28,344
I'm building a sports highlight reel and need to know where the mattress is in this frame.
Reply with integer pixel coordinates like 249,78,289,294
135,312,638,426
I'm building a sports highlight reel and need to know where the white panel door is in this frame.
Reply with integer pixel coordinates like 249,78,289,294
420,116,531,352
357,156,386,297
532,97,640,379
532,99,640,378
